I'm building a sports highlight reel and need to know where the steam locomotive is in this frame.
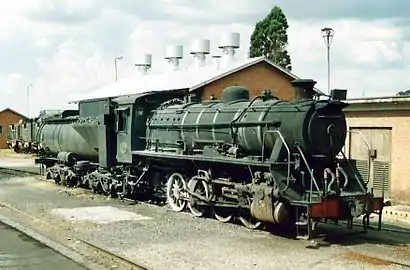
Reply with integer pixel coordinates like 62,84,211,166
30,79,383,239
6,110,65,153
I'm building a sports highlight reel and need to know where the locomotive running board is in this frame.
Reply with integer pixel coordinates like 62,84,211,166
132,150,279,167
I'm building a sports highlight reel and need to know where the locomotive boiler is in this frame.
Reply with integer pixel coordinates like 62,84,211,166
147,80,347,158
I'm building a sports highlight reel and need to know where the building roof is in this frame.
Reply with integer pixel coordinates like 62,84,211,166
74,56,323,103
344,95,410,112
346,95,410,104
0,108,29,120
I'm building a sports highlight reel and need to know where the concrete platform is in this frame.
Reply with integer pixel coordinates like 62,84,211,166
0,157,37,167
382,205,410,225
0,174,409,269
0,215,94,270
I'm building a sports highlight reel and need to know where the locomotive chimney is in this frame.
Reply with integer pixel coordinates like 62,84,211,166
165,45,183,71
134,54,152,75
218,32,240,67
291,79,317,100
190,39,210,68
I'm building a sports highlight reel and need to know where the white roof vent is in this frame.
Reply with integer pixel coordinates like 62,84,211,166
212,55,221,70
165,45,183,71
218,32,240,67
134,54,152,76
190,39,210,68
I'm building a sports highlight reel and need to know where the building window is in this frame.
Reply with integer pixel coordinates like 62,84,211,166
0,125,3,134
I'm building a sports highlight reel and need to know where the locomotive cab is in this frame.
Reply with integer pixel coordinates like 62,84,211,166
113,98,144,164
113,89,189,164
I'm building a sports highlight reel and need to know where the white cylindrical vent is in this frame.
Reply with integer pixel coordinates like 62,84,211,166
134,54,152,75
190,39,210,68
218,32,240,49
165,45,183,71
212,55,221,70
218,32,240,67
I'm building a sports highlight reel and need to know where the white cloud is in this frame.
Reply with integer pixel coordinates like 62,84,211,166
288,19,410,97
0,1,409,117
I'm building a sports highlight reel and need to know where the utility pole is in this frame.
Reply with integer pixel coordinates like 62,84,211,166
321,27,335,95
114,56,123,82
26,83,32,117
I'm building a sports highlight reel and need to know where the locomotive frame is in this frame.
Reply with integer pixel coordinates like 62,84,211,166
30,80,384,240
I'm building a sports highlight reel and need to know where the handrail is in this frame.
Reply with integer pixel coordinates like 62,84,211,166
337,166,349,189
262,130,291,185
296,145,322,198
346,130,371,185
339,150,367,193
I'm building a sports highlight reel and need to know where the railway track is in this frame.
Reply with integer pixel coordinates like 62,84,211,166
0,167,40,177
0,167,148,270
1,166,409,237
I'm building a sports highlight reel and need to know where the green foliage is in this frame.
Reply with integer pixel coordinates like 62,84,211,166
250,6,292,71
397,90,410,96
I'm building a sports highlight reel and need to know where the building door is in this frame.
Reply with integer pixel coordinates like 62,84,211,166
348,127,392,198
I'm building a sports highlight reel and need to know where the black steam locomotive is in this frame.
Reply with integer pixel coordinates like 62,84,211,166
34,79,384,239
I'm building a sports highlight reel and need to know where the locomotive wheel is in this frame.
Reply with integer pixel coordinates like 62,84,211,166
211,206,233,223
166,173,188,212
238,196,262,230
238,213,262,230
45,170,52,180
54,174,61,185
187,176,210,217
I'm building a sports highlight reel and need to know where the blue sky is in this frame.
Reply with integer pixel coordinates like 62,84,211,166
1,0,409,117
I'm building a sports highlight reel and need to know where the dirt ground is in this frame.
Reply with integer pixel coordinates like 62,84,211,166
0,174,409,270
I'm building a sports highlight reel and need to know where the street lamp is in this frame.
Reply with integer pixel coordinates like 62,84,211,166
321,27,334,95
26,83,32,117
114,56,123,82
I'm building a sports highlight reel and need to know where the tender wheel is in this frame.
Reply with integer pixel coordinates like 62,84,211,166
212,205,233,223
166,173,188,212
187,176,210,217
54,174,61,185
238,196,262,230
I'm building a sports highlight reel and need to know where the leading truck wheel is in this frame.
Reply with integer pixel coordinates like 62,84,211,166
166,173,187,212
238,196,262,230
212,206,233,223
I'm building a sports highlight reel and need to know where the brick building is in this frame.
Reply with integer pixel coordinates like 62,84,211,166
189,56,315,101
343,96,410,205
0,108,28,149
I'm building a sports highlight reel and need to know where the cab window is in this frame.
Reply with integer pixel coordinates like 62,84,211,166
115,108,130,133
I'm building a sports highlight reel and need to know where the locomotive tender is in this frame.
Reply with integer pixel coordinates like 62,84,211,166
33,79,384,239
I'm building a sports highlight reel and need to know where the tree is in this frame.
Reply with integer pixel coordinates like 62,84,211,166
397,89,410,96
250,6,292,71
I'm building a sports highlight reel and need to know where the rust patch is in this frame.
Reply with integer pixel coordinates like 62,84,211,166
342,252,392,266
